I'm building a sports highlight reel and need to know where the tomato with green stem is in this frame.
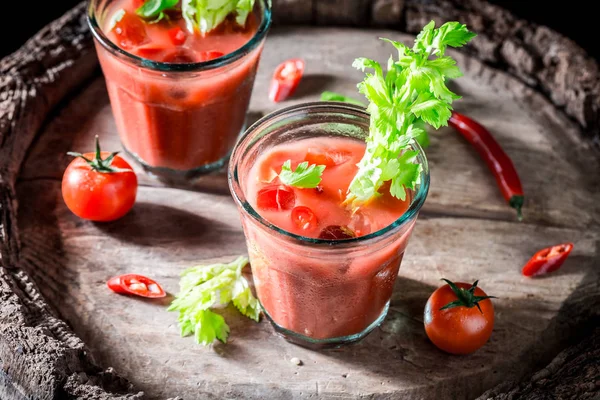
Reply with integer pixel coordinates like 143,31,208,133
62,136,138,222
424,279,496,355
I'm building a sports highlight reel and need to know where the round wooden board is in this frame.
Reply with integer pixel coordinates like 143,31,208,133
13,26,600,400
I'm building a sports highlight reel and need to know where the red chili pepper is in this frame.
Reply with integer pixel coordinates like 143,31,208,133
107,274,166,298
269,59,305,102
168,27,187,46
449,112,524,220
522,243,574,277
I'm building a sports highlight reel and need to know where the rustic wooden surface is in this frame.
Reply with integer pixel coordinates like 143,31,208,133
477,328,600,400
13,26,600,400
1,1,599,399
0,3,142,399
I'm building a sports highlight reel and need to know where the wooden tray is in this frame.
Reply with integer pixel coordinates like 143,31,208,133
1,1,598,399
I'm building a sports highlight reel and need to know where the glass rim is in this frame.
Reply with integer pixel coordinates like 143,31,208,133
228,102,430,247
87,0,272,73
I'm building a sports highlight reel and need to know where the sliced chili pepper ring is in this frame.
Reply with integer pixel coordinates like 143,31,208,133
522,243,574,277
268,59,305,102
107,274,167,298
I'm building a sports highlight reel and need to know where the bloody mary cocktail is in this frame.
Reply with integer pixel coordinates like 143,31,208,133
229,103,429,347
88,0,271,178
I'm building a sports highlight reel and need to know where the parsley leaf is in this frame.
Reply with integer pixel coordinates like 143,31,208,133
136,0,179,23
168,256,260,346
182,0,256,34
278,160,325,189
346,21,475,205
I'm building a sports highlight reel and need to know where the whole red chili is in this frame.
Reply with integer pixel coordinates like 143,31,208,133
522,243,574,277
449,112,524,220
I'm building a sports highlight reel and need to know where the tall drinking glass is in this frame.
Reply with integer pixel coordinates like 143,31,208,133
88,0,271,179
229,102,430,348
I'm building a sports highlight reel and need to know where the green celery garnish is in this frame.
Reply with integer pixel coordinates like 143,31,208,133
182,0,256,35
346,21,476,206
320,91,430,148
278,160,325,189
168,256,260,346
136,0,179,23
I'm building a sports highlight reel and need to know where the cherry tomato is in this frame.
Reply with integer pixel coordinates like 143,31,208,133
522,243,574,277
318,225,356,240
168,27,187,46
291,206,318,230
107,274,166,298
62,137,137,222
269,59,305,102
256,185,296,211
424,279,495,355
112,11,147,49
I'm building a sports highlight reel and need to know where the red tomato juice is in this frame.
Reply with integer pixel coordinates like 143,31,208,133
96,0,263,172
244,137,416,339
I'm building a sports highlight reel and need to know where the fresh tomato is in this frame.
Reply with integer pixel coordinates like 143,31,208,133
107,274,166,298
168,27,187,46
291,206,318,230
522,243,574,277
62,137,138,222
424,279,495,355
256,185,296,211
269,59,305,102
112,11,147,49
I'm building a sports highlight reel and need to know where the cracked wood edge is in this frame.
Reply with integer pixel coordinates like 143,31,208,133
0,2,143,399
476,328,600,400
0,0,598,399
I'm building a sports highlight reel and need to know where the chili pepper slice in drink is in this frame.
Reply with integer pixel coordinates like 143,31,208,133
107,274,166,298
449,112,524,220
522,243,574,277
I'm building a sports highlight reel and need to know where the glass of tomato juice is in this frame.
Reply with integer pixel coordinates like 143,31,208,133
87,0,271,179
228,103,430,348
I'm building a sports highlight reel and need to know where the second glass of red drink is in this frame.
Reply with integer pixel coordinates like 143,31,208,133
88,0,271,180
229,102,430,348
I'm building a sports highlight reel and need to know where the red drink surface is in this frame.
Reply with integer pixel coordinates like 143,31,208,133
243,137,416,339
96,0,262,171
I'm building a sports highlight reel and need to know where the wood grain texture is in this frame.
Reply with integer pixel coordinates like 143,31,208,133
15,28,600,399
402,0,600,147
271,0,314,25
314,0,372,25
267,0,600,148
477,329,600,400
0,2,142,399
1,1,599,399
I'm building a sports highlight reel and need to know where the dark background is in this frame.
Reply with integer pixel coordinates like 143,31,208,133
0,1,597,60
